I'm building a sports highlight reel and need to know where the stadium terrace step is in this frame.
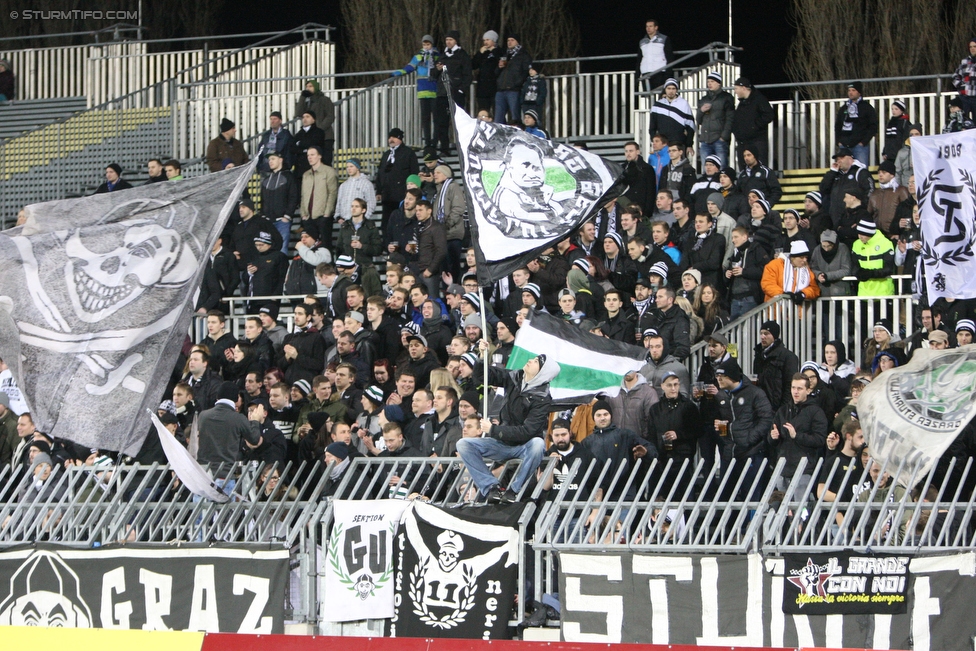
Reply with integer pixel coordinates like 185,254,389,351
779,166,880,211
0,97,88,142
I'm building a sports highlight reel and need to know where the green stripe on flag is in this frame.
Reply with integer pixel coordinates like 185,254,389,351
508,345,626,392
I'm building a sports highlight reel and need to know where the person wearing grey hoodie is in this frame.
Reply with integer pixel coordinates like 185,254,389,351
640,329,690,398
809,229,854,297
606,370,658,440
455,345,559,503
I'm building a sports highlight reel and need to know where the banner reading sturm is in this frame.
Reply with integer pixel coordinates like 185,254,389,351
390,501,524,639
783,552,909,615
559,552,976,649
0,544,288,632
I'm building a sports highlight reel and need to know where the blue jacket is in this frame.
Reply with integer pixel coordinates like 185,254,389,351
257,127,293,172
393,48,440,98
647,148,670,185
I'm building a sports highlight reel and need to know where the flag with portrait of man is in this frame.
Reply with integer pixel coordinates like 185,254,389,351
450,101,626,285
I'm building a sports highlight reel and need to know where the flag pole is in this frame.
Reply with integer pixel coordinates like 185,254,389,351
479,285,489,419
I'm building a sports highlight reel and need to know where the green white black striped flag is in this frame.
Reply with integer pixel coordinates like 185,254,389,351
506,311,648,404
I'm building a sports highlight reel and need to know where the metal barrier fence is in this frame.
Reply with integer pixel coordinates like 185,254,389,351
0,41,141,101
1,435,971,631
766,82,953,170
684,281,916,378
0,24,336,107
638,74,954,171
0,459,328,622
0,25,335,225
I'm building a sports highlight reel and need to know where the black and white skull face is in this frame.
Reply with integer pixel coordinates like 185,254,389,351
63,221,197,323
354,574,374,600
438,545,461,572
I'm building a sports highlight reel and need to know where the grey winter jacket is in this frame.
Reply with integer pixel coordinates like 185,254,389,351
810,242,855,297
696,90,735,144
894,145,913,188
606,375,659,439
641,354,691,398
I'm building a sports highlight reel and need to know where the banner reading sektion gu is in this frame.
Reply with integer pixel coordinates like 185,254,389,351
0,544,288,632
389,501,524,639
0,164,254,455
324,499,410,622
911,129,976,301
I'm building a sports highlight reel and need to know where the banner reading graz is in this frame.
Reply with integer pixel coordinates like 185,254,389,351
0,544,289,632
559,552,976,650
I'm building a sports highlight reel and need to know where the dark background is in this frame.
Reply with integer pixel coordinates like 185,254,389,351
215,0,794,96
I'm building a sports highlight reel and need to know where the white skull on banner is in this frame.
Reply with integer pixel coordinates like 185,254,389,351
63,220,197,323
0,551,93,627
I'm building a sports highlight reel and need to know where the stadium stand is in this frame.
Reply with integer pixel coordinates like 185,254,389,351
1,24,975,645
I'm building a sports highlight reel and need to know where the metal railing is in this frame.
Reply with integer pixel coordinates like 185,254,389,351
0,41,144,101
637,72,955,171
0,23,336,106
685,282,916,378
0,25,335,225
531,453,976,608
765,79,953,170
2,440,971,630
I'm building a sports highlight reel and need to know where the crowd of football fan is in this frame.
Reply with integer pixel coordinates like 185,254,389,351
2,26,976,521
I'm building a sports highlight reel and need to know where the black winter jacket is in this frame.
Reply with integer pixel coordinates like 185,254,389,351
715,379,773,458
819,163,874,228
768,399,828,477
649,394,701,457
754,339,799,412
276,327,325,385
731,90,775,142
486,364,553,444
261,170,299,221
647,305,692,361
737,164,783,206
580,424,655,498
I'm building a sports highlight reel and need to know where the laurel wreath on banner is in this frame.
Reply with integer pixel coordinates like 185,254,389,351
917,168,976,267
409,556,478,629
326,522,396,598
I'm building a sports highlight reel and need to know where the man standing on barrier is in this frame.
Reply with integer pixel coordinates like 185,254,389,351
455,343,559,503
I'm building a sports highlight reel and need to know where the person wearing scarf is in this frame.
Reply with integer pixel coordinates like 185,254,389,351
761,240,820,306
868,159,911,237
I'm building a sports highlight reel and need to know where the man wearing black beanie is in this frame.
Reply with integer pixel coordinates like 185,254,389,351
753,319,798,411
580,399,655,501
713,358,773,500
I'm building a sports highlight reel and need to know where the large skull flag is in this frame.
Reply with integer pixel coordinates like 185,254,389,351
0,164,254,455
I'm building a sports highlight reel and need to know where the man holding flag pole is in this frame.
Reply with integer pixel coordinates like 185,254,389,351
441,72,629,501
442,73,627,430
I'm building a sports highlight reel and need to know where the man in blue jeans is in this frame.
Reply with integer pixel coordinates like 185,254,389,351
455,342,559,503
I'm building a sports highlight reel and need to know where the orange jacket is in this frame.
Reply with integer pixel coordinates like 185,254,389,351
761,257,821,302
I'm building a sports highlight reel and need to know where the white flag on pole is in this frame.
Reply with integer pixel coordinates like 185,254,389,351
149,409,230,503
911,130,976,301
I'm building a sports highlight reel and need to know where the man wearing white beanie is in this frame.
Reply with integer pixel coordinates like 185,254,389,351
473,30,503,113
